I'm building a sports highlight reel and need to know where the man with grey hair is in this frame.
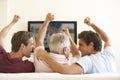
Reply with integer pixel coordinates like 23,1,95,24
48,33,71,60
34,13,81,72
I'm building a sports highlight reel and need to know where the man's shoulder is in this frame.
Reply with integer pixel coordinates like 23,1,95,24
34,46,45,53
103,46,115,54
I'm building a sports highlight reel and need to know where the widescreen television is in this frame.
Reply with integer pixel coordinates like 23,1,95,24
28,21,77,51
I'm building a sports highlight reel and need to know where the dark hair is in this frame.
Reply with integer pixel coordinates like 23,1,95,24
11,31,34,52
78,30,102,51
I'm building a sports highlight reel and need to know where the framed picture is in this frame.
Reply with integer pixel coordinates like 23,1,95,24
28,21,77,52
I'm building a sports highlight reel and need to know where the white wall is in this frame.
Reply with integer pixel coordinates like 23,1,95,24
0,0,8,28
0,0,120,72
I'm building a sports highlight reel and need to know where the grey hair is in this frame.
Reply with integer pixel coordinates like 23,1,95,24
48,33,70,53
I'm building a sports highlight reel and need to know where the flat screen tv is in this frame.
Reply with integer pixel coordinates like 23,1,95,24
28,21,77,52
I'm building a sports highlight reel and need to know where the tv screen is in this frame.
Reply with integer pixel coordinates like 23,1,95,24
28,21,77,51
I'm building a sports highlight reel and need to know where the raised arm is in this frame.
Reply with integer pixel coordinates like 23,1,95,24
36,13,54,47
61,28,81,57
84,17,111,48
0,15,20,47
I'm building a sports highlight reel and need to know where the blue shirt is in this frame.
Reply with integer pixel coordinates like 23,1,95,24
76,46,116,74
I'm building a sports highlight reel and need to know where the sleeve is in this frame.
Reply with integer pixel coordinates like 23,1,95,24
34,46,53,72
103,46,116,60
35,59,53,72
76,56,93,74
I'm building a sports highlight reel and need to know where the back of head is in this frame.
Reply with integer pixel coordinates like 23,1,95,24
48,33,70,53
78,30,102,51
11,31,34,52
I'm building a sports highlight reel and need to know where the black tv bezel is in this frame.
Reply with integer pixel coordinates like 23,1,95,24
28,21,77,52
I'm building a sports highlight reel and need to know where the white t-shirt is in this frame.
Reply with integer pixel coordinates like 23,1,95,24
76,46,116,74
34,46,80,72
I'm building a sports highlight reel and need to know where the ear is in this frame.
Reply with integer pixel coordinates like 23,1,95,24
89,42,94,48
19,43,25,50
63,47,69,60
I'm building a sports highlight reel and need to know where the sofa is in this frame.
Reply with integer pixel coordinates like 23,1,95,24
0,73,120,80
1,55,119,80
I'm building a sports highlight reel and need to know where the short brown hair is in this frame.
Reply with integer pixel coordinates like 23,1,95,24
78,30,102,51
11,31,34,52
